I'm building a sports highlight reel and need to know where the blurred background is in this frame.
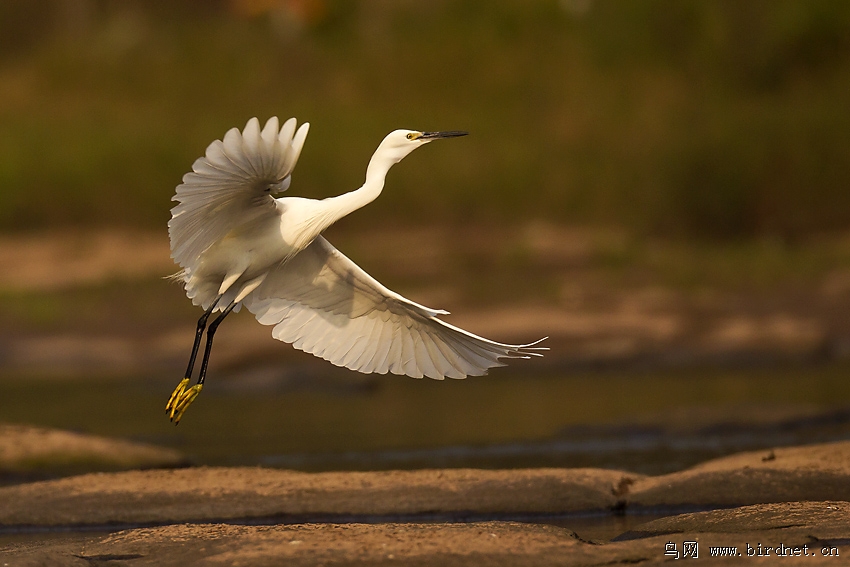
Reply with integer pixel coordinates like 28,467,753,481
2,0,850,478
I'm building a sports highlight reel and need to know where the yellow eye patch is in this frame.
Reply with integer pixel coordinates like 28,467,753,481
406,132,423,140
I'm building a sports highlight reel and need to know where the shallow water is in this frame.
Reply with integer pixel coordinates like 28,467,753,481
3,359,850,476
0,509,686,547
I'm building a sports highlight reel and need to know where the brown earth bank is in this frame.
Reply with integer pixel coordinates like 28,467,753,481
627,440,850,508
4,226,850,376
0,467,637,526
2,440,849,528
0,424,185,481
1,440,849,565
2,506,847,566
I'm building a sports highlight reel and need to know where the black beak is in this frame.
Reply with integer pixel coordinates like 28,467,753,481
419,131,468,140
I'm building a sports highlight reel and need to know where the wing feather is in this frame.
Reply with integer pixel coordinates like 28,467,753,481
413,334,437,379
244,236,546,380
400,328,423,378
169,117,310,271
350,315,381,372
371,313,395,374
384,319,404,375
424,329,465,379
420,330,447,378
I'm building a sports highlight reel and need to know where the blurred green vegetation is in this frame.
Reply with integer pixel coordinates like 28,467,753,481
0,0,848,239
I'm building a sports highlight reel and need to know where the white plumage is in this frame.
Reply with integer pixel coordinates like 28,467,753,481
166,117,545,422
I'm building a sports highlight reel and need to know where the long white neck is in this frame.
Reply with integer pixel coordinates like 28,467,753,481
313,150,400,232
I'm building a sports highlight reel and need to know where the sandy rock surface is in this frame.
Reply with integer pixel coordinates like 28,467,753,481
2,439,849,565
0,466,636,526
617,500,849,541
0,424,184,477
1,522,658,567
628,440,850,507
4,506,849,566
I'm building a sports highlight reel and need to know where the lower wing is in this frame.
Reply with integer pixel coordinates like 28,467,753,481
244,236,546,379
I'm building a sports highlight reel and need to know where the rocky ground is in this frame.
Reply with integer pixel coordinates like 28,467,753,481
1,428,848,565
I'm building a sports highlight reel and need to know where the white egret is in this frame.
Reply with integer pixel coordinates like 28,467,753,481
166,117,547,423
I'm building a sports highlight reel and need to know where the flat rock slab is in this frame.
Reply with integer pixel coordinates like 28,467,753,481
618,500,850,542
0,466,637,526
3,442,850,565
0,424,184,477
0,521,670,567
3,441,850,529
627,440,850,508
5,504,849,567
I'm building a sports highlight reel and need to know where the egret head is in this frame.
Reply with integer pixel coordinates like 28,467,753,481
376,129,468,165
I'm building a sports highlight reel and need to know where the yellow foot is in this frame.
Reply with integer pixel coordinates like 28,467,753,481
165,378,203,424
165,378,189,414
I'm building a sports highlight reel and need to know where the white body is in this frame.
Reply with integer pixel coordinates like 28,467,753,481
170,117,544,380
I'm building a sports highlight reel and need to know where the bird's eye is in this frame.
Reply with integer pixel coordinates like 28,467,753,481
406,133,415,140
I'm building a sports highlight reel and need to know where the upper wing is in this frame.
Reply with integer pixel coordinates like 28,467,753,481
169,117,310,271
244,236,546,379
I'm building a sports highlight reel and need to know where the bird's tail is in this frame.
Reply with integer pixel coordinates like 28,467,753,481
164,269,187,283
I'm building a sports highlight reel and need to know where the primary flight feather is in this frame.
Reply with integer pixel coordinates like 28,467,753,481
166,117,546,423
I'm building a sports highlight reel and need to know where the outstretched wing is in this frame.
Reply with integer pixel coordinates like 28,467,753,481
169,117,310,271
244,236,546,379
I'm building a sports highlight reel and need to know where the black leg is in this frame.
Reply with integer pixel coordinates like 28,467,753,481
183,294,222,380
166,297,235,424
196,300,237,387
